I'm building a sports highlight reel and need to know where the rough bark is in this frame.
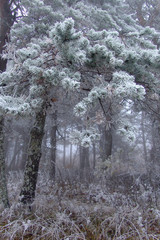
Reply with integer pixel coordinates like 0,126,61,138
0,117,10,208
0,0,14,71
20,109,46,204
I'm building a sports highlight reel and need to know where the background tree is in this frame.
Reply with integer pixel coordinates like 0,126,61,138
0,0,21,71
125,0,160,176
0,0,21,209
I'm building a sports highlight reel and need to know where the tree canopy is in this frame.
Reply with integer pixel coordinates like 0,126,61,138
0,0,160,145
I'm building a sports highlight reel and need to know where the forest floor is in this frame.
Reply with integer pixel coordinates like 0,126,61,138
0,172,160,239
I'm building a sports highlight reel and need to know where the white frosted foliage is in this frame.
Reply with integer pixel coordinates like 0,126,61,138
70,128,100,147
117,120,136,142
0,96,32,116
0,0,159,134
112,71,145,100
74,102,87,117
62,77,80,90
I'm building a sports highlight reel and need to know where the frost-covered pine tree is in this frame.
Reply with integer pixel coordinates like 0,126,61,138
125,0,160,174
1,0,160,204
0,0,14,71
0,0,19,209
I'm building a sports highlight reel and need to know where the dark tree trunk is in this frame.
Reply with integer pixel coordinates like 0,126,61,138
0,0,14,209
0,117,10,208
0,0,14,71
99,125,112,161
0,1,14,208
104,127,112,158
79,146,90,179
20,109,46,204
49,110,57,181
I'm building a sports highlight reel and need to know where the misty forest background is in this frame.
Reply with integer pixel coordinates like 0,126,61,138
1,0,160,239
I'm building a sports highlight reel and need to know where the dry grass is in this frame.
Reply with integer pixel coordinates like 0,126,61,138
0,172,160,239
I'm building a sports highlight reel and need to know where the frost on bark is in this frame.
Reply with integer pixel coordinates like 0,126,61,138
20,109,46,205
0,117,10,208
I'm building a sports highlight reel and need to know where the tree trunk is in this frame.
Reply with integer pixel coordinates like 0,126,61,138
104,127,112,158
150,118,160,176
0,117,10,208
70,144,72,166
85,147,90,168
79,145,84,180
99,125,112,161
0,1,14,208
79,146,90,180
63,127,66,168
20,109,46,204
0,0,14,208
49,110,57,181
0,0,14,71
141,111,148,172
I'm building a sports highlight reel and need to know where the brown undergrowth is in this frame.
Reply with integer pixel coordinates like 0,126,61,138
0,173,160,239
